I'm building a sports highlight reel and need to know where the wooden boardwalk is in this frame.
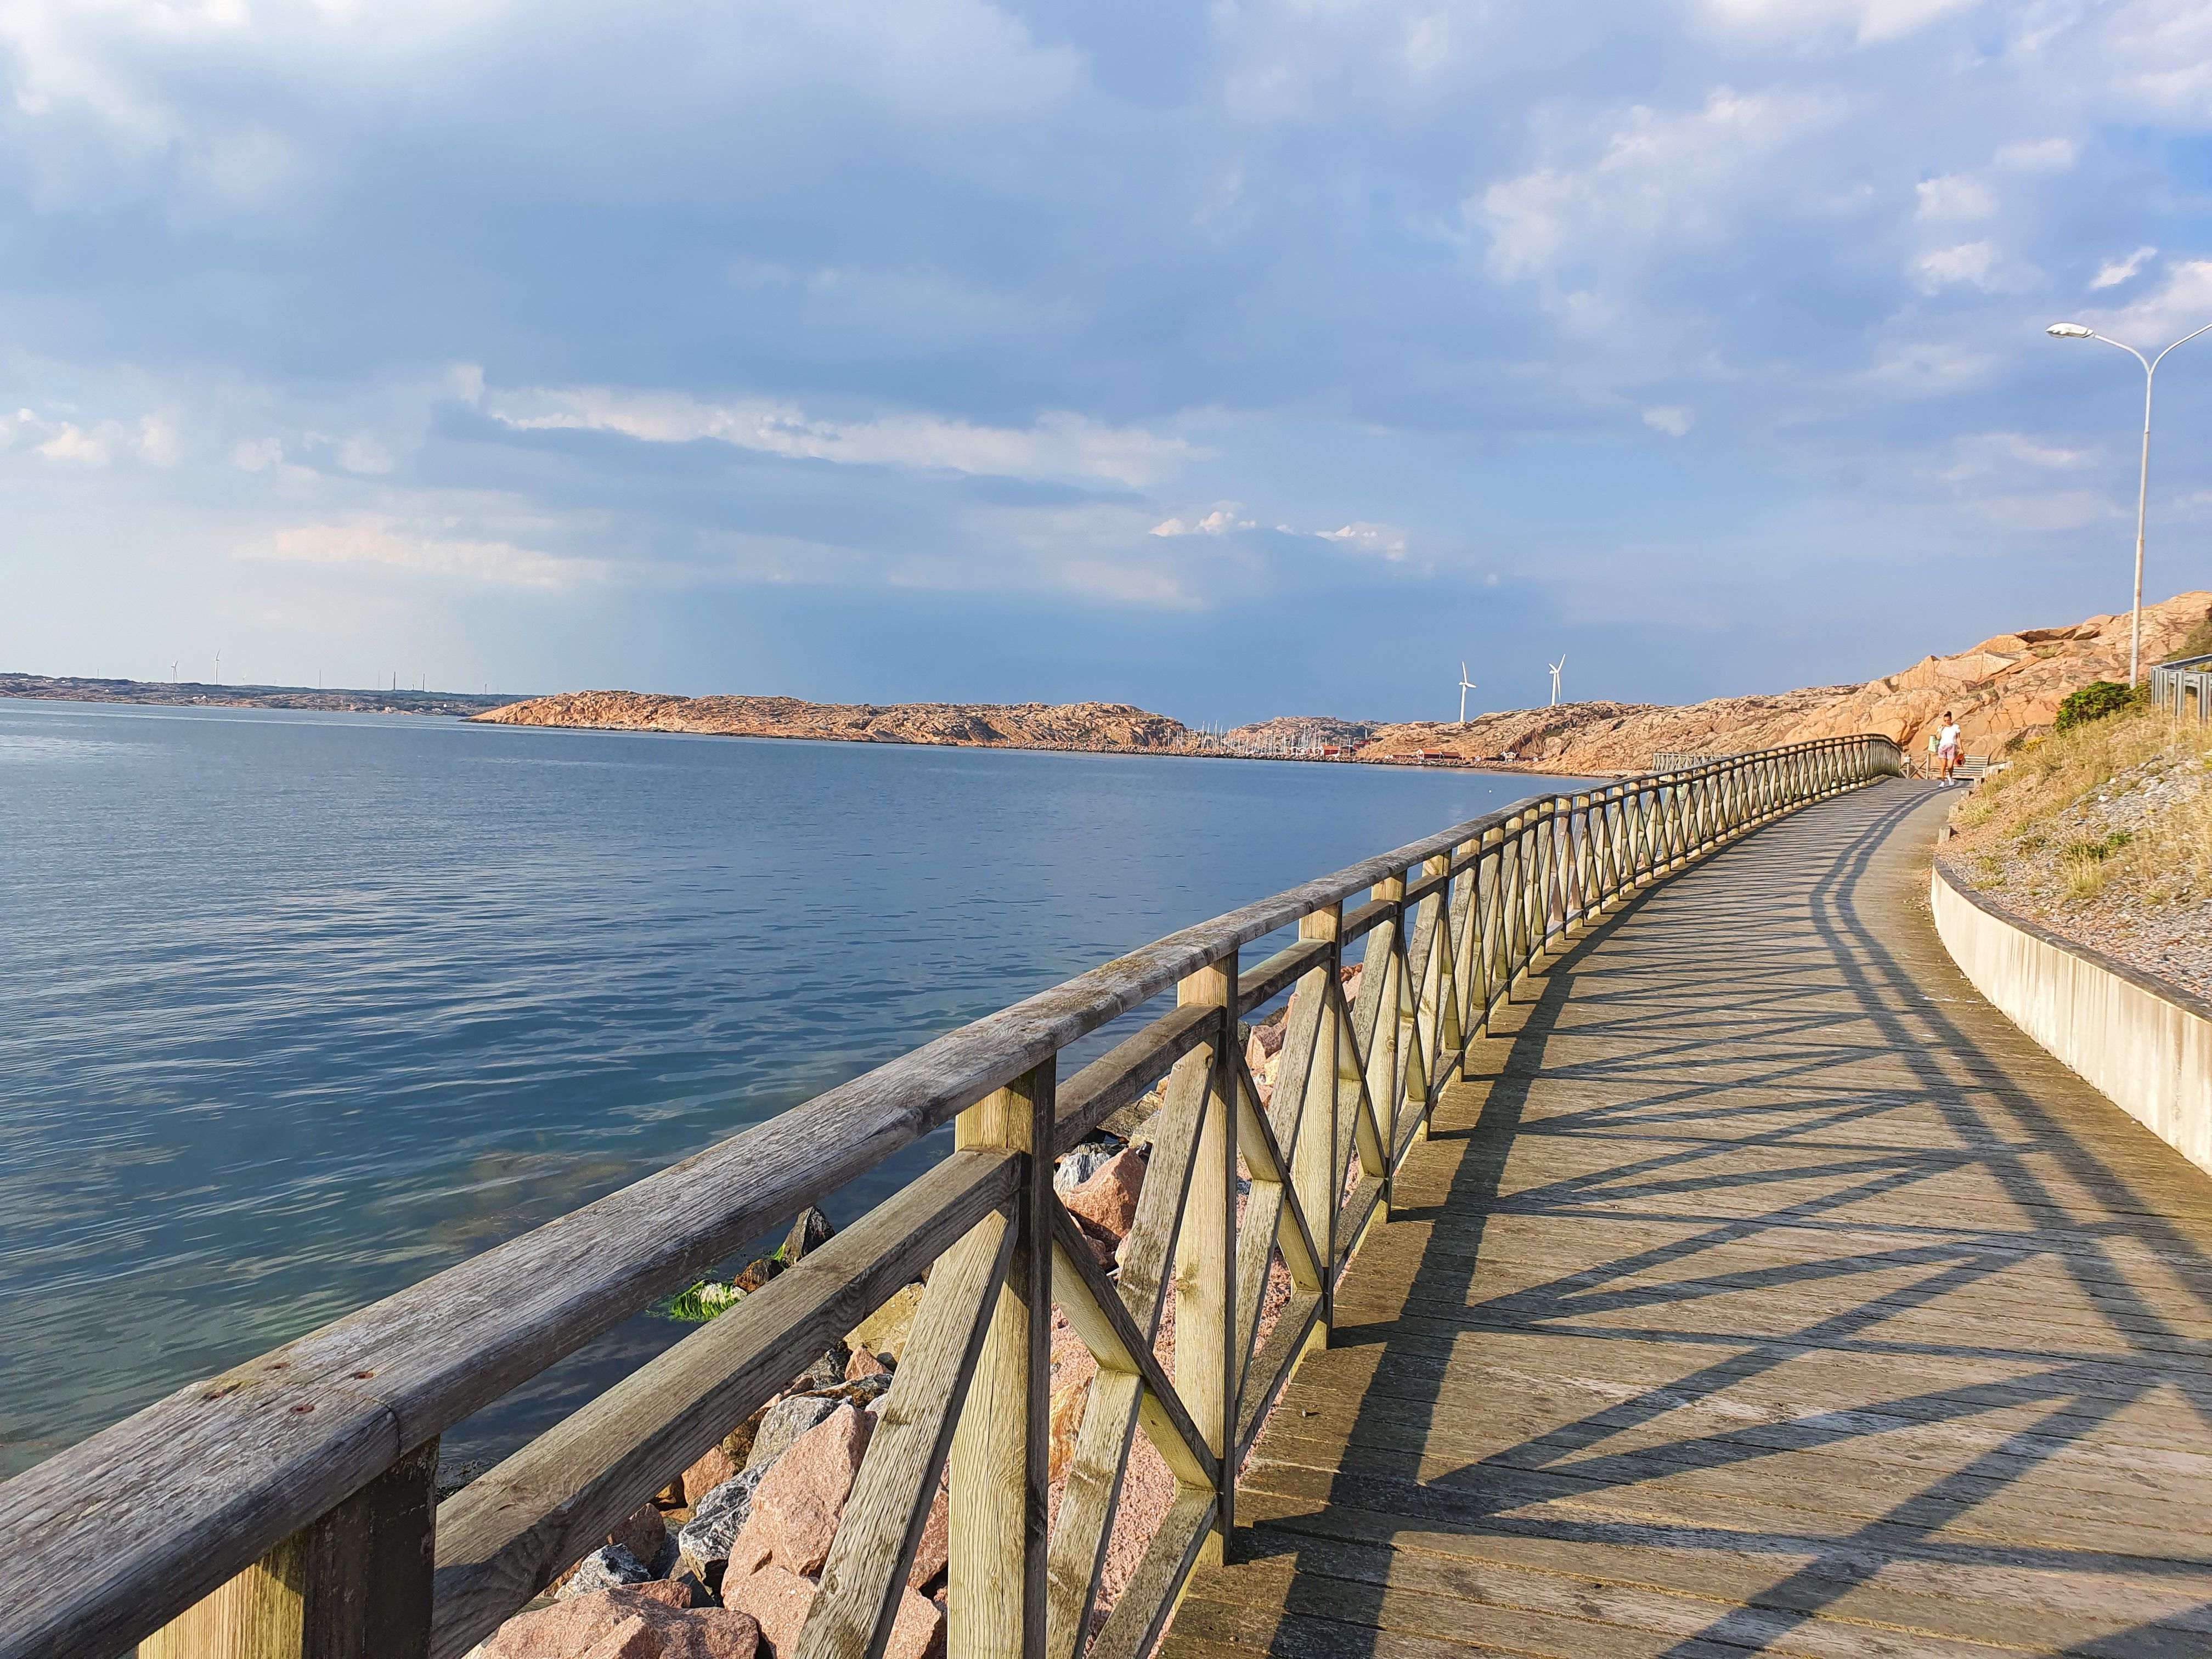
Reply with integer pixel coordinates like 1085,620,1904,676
1163,780,2212,1659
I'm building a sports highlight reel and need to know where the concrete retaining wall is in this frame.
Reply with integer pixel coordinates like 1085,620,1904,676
1931,862,2212,1177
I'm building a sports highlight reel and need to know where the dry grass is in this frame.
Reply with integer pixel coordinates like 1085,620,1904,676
1941,704,2212,999
1945,703,2212,908
1957,706,2177,847
2129,776,2212,898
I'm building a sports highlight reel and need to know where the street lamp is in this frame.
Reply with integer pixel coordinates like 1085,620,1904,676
2046,318,2212,684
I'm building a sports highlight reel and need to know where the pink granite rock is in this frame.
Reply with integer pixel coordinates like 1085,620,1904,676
1063,1148,1146,1240
883,1587,945,1659
475,1583,759,1659
721,1564,816,1657
906,1487,949,1592
749,1403,872,1576
578,1616,660,1659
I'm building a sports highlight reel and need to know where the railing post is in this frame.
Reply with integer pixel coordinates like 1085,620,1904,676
1296,906,1341,1341
1363,873,1407,1190
1173,953,1237,1566
138,1440,438,1659
950,1058,1054,1659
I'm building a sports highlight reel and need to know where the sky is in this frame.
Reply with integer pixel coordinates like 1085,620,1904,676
4,0,2212,722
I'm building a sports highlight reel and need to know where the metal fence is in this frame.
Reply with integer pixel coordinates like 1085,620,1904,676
2150,652,2212,725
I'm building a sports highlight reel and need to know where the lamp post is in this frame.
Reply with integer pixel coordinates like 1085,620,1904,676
2046,318,2212,684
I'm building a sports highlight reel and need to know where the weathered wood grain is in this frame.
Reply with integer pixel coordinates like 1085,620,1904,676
1087,1489,1216,1659
431,1149,1019,1659
950,1063,1052,1659
1175,954,1237,1565
1052,1004,1216,1157
798,1206,1013,1659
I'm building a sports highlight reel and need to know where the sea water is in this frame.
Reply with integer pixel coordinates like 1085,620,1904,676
0,698,1579,1479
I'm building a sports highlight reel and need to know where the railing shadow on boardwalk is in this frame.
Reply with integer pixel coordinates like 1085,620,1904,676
1224,782,2212,1657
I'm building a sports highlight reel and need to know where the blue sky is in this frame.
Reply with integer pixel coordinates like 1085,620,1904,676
5,0,2212,721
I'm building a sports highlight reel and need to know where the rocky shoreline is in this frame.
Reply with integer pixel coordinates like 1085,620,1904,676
469,592,2212,778
1,672,508,720
461,992,1335,1659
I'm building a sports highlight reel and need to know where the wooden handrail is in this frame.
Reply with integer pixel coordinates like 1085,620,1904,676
0,735,1901,1659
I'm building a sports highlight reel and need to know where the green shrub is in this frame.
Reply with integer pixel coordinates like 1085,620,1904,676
2055,680,2144,732
2173,614,2212,661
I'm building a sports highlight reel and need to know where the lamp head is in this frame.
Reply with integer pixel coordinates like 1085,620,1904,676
2046,322,2095,338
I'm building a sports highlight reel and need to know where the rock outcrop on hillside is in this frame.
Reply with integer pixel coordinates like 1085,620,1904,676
473,692,1193,752
1338,591,2212,774
469,592,2211,777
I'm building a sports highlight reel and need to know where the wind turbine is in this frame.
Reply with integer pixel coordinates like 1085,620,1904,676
1547,655,1566,708
1457,662,1477,725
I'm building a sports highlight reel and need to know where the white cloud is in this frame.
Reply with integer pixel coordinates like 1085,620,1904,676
8,407,182,466
2079,258,2212,347
337,434,394,473
236,516,603,589
1941,431,2095,481
233,437,283,471
1149,506,1254,537
1476,88,1843,286
1316,522,1408,560
1702,0,1978,46
1966,490,2114,532
1855,340,1997,395
1915,174,1994,219
488,387,1198,489
2090,246,2157,289
1912,240,1997,291
1994,137,2076,172
1643,405,1695,437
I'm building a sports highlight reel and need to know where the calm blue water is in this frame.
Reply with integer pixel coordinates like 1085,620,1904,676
0,699,1574,1480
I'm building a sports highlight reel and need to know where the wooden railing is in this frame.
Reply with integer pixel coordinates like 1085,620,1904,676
0,734,1901,1659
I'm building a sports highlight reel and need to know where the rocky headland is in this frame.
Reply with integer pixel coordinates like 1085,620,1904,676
472,691,1190,752
1342,590,2212,774
469,591,2212,778
1,672,506,719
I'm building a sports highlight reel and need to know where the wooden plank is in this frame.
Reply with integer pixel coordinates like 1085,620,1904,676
1174,953,1237,1564
1046,1205,1215,1490
1289,908,1340,1319
1230,1060,1323,1295
143,1440,439,1659
432,1149,1020,1658
138,1530,307,1659
1040,1367,1144,1659
1086,1489,1216,1659
1340,899,1392,943
1052,1003,1217,1156
1231,1291,1324,1461
949,1062,1052,1659
798,1207,1014,1659
300,1440,438,1659
1234,938,1332,1020
1115,1041,1210,1342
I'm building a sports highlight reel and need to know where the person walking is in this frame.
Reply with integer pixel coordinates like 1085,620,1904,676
1936,713,1962,787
